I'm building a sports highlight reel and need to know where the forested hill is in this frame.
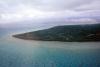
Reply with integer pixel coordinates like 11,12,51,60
13,24,100,42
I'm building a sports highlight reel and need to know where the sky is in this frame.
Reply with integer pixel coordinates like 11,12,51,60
0,0,100,25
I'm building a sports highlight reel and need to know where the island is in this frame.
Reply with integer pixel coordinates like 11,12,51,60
13,24,100,42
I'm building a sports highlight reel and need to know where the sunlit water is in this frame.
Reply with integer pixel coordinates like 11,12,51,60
0,31,100,67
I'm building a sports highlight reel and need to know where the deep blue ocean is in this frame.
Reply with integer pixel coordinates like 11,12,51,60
0,31,100,67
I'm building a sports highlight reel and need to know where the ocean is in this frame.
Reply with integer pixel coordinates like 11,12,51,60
0,31,100,67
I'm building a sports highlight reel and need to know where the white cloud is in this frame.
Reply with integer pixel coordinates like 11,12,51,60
0,0,100,24
65,18,98,25
75,0,100,10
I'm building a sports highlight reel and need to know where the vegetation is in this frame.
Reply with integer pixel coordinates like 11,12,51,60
13,24,100,42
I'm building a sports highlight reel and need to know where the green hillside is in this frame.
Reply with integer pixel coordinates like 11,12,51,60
13,24,100,42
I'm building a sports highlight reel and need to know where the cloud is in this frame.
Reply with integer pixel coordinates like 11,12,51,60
26,0,94,11
65,18,98,25
0,0,99,11
0,0,100,24
75,0,100,11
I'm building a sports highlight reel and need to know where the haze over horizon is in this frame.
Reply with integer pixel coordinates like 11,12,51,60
0,0,100,28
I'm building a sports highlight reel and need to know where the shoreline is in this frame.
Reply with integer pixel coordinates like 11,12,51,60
13,34,100,42
1,33,100,50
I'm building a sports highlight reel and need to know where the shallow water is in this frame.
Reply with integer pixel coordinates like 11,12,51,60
0,33,100,67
